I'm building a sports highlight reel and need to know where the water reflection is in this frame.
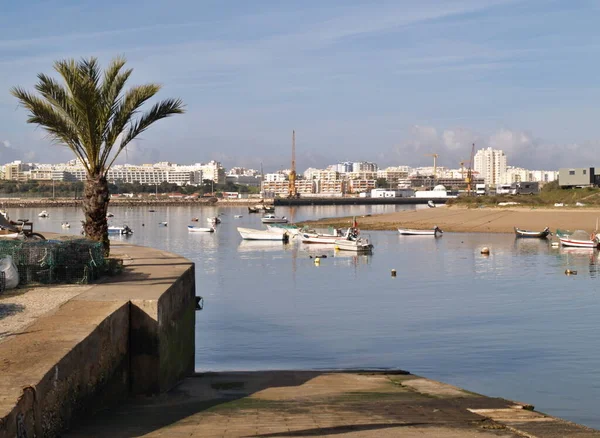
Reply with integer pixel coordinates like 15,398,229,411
557,247,600,278
237,240,291,253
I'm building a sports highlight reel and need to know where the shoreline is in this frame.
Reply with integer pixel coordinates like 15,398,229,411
299,205,600,233
0,198,272,208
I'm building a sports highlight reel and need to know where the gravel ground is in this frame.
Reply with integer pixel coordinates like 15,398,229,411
0,284,92,342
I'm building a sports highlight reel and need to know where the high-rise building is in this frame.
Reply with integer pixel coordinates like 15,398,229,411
474,148,507,186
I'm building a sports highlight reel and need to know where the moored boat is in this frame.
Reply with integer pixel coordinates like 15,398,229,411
207,217,221,225
265,223,301,236
159,221,168,226
38,210,49,218
398,226,443,236
333,218,373,253
108,225,133,235
427,200,436,208
261,214,288,224
514,226,551,238
238,227,289,242
61,222,71,229
188,225,215,233
106,212,114,218
556,229,600,248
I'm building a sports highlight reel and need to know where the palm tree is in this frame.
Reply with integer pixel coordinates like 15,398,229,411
11,57,184,255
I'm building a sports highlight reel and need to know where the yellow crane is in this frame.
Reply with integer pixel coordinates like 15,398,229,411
288,130,298,198
466,143,475,195
424,153,439,185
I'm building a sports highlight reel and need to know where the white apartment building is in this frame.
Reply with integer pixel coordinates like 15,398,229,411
303,168,340,181
474,148,507,186
377,166,410,182
264,172,287,182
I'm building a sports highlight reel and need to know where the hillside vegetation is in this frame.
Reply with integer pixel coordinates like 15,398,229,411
448,181,600,207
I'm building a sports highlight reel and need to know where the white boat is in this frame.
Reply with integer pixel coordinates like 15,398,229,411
301,233,338,244
106,212,114,218
261,214,288,224
188,225,215,233
265,223,301,236
238,227,289,242
334,235,373,253
61,222,71,229
398,226,443,236
38,210,49,218
159,221,168,226
427,200,436,208
108,225,133,235
207,217,221,225
234,215,243,218
556,229,600,248
300,228,343,244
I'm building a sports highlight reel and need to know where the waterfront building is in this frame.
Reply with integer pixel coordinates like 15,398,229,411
348,179,376,193
225,175,262,187
264,172,287,182
474,147,507,186
196,161,225,184
3,161,31,182
376,166,410,183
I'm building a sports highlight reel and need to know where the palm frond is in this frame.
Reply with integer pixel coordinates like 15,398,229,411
10,87,90,172
106,97,184,170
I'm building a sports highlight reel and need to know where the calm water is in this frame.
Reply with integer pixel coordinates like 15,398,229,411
10,204,600,429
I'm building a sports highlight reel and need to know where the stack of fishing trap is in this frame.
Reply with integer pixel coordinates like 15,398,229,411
0,239,106,285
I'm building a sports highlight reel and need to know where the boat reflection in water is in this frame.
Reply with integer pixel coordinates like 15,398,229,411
558,247,600,278
237,240,291,253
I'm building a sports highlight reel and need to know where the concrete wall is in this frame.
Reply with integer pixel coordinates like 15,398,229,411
0,243,196,438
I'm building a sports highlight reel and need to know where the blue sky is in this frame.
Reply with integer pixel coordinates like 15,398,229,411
1,0,600,171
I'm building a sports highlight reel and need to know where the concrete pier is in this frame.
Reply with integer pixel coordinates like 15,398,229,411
0,243,196,437
65,370,600,437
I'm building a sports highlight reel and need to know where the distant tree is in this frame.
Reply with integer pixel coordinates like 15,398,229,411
376,178,389,188
12,57,184,254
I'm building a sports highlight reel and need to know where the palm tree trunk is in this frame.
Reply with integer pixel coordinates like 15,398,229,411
83,174,110,255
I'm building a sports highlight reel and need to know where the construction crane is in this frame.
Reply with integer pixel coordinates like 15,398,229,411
424,153,439,185
466,143,475,195
288,130,298,198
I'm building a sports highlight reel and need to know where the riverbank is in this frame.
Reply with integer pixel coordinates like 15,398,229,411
300,205,600,233
0,197,273,208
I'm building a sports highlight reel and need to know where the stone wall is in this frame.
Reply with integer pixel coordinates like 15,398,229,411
0,243,196,438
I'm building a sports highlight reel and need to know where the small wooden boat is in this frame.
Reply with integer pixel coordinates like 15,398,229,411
191,217,199,222
514,226,551,238
556,229,600,248
398,226,443,236
427,200,436,208
238,227,289,242
159,221,168,227
188,225,215,233
108,225,133,235
261,214,288,224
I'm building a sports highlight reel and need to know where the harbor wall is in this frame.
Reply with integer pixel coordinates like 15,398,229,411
274,197,449,206
0,244,196,438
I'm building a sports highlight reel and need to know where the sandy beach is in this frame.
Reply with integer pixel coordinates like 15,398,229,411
302,206,600,233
